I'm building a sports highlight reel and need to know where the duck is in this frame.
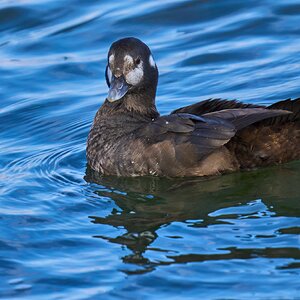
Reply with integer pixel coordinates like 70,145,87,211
87,37,300,177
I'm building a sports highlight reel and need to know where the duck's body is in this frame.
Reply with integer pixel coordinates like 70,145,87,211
87,38,300,177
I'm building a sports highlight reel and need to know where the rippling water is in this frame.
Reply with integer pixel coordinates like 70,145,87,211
1,0,300,299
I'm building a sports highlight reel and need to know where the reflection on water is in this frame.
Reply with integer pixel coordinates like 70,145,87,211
85,162,300,275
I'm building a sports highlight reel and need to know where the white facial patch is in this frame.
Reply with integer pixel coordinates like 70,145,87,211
149,54,156,68
109,54,114,65
125,60,144,86
124,54,134,65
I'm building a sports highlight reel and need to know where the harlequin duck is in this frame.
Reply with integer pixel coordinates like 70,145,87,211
87,37,300,177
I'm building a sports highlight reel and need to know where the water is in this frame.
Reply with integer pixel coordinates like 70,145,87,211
1,0,300,299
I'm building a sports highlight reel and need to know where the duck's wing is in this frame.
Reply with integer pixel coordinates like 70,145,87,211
202,108,291,131
139,108,291,160
171,98,262,115
139,113,236,156
172,98,295,129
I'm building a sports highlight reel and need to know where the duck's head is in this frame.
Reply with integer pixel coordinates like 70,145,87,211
105,37,158,102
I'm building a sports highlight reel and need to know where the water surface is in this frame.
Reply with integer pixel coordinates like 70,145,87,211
1,0,300,299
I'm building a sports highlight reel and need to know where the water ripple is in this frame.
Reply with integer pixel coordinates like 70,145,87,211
1,0,300,299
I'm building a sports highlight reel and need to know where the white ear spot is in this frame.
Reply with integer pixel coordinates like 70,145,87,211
109,54,114,65
149,54,156,68
124,54,134,65
125,61,144,85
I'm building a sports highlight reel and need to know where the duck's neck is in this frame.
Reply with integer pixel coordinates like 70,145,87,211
100,89,159,121
123,90,159,119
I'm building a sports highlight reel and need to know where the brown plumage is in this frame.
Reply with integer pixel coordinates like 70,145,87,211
86,38,300,177
174,98,300,172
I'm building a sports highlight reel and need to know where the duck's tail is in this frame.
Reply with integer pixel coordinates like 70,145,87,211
229,98,300,169
264,98,300,125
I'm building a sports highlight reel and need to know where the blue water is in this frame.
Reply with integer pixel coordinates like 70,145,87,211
1,0,300,299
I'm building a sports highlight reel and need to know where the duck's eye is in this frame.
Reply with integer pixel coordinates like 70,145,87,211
135,57,141,65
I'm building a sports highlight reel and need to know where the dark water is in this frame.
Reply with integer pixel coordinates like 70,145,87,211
1,0,300,299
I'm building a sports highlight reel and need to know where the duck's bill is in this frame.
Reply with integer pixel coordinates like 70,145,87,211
107,76,129,102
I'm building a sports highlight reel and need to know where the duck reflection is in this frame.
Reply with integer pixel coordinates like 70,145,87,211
85,162,300,274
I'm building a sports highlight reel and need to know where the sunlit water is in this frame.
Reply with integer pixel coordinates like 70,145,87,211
1,0,300,299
